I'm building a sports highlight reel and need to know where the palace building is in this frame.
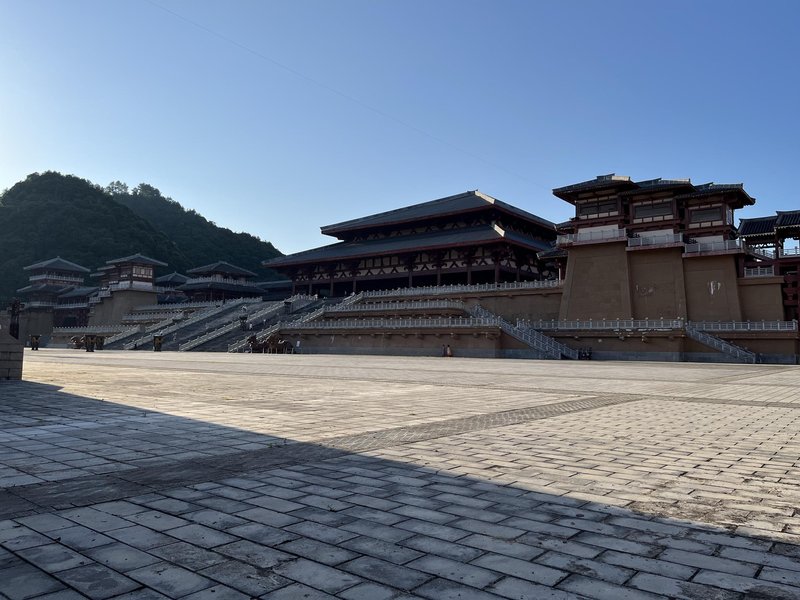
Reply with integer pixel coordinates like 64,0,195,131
265,190,559,295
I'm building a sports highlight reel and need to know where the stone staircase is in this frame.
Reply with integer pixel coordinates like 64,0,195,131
181,296,317,352
467,305,578,360
685,324,757,364
123,297,260,350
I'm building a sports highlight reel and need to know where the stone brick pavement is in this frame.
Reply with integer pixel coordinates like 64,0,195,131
0,350,799,599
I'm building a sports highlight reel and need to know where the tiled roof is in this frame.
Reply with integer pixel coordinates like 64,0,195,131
106,254,168,267
23,257,90,273
155,272,190,284
738,216,778,237
16,283,71,294
321,191,555,237
554,176,755,207
265,225,551,269
186,262,257,278
552,174,636,197
776,210,800,228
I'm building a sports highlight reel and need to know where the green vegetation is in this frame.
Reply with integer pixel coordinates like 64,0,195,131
0,172,283,305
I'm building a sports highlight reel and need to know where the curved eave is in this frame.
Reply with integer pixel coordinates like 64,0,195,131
265,226,551,269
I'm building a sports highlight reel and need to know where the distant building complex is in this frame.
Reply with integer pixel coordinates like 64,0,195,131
13,174,800,363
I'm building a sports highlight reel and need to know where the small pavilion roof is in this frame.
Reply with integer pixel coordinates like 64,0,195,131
186,261,258,278
265,224,551,269
738,216,778,237
776,210,800,229
155,272,190,285
16,283,71,294
553,174,638,201
321,191,555,238
105,253,168,267
23,257,90,273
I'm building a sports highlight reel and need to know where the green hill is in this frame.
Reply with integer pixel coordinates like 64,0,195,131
0,172,283,305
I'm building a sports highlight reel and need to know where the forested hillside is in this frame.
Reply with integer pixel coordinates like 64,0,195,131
108,182,281,276
0,172,283,305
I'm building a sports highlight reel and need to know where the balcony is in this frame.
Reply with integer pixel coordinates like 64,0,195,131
778,247,800,258
557,228,627,246
743,266,776,278
28,273,84,283
627,233,684,250
109,280,156,292
683,239,743,256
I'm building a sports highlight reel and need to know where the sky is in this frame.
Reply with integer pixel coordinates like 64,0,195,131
1,0,799,255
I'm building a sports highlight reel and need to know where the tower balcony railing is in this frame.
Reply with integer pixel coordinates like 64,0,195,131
109,280,155,292
28,273,84,283
627,233,684,248
557,228,627,246
325,300,466,313
778,247,800,258
521,318,797,332
683,239,743,254
54,302,90,310
363,280,563,299
283,316,501,330
743,266,776,278
23,300,57,308
185,275,250,285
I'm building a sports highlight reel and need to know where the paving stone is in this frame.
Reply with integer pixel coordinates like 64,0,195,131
0,524,52,550
486,576,591,600
406,555,501,588
274,557,363,593
658,548,759,577
458,533,544,560
557,574,666,600
0,563,66,600
628,572,740,600
16,543,90,572
54,563,139,600
285,521,359,544
400,535,483,563
57,507,132,532
216,539,292,568
15,514,75,533
257,583,335,599
104,525,175,550
180,584,250,600
471,553,567,587
277,536,359,566
148,541,227,570
598,550,697,580
413,578,503,600
199,560,291,596
341,518,415,543
125,510,190,532
164,523,236,548
128,562,214,598
181,509,248,530
85,541,161,571
341,556,433,591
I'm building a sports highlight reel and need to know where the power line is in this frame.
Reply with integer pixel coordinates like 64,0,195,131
144,0,542,187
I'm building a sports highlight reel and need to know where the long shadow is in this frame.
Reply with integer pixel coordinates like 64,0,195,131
1,379,799,599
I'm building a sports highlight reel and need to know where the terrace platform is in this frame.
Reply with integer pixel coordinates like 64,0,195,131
1,350,800,598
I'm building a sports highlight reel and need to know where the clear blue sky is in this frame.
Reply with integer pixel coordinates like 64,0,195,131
1,0,798,255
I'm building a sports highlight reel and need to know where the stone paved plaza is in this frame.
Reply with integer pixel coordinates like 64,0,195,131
1,351,800,599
